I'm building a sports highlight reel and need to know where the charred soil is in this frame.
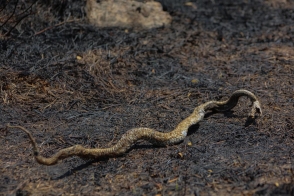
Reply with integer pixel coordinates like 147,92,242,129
1,0,294,195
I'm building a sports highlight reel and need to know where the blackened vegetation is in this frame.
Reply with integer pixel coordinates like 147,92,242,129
0,0,37,36
1,0,294,195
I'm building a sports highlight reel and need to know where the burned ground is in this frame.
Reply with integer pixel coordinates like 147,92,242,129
1,0,294,195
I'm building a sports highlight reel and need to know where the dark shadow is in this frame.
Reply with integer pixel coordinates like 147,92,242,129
53,158,109,180
187,123,200,136
130,144,162,150
222,110,239,118
244,116,258,127
210,107,260,126
204,109,238,119
205,109,259,127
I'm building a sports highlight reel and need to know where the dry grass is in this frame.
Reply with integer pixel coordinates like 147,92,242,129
1,0,294,195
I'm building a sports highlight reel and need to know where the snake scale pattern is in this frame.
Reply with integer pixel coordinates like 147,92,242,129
7,89,262,165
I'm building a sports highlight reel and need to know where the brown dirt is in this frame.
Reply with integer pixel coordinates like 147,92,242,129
1,0,294,195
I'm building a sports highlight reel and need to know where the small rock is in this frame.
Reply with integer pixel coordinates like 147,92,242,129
85,0,172,29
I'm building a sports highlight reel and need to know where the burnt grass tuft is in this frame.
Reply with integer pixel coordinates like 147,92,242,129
1,0,294,195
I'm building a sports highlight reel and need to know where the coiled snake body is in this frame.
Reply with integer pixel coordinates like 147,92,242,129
7,89,262,165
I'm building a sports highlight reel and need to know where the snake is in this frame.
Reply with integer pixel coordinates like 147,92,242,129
7,89,262,166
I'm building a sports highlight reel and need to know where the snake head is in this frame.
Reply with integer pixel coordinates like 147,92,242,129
250,100,262,117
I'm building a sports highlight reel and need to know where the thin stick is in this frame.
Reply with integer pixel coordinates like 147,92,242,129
34,19,77,36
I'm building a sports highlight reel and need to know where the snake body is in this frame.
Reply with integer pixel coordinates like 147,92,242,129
7,89,262,165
